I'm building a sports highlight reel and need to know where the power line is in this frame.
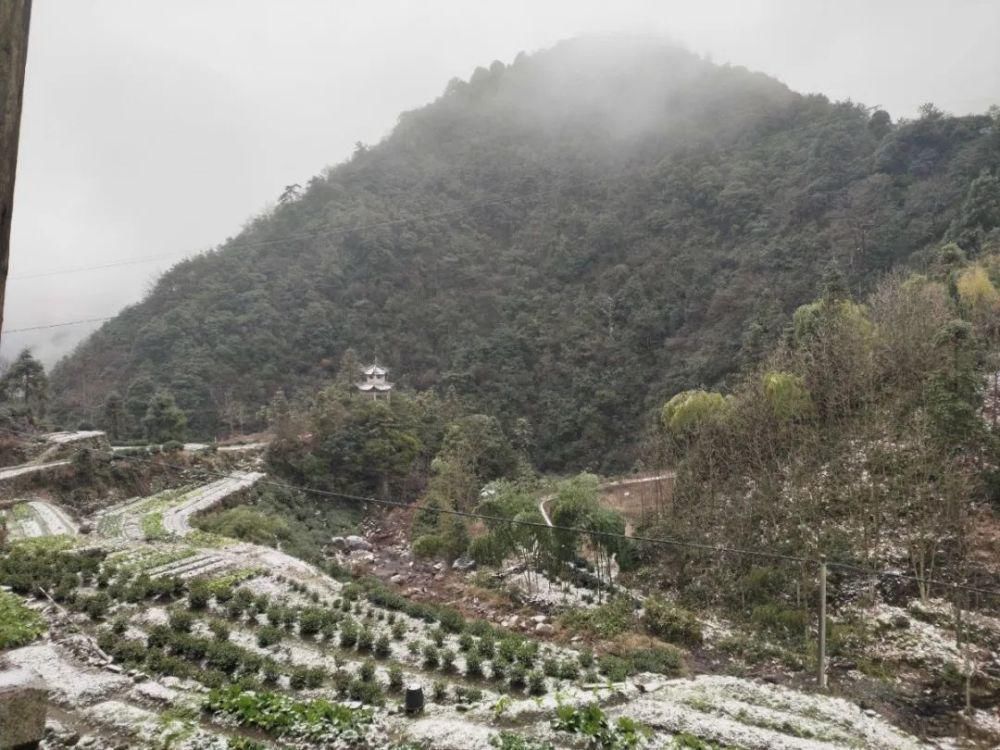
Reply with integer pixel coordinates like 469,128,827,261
117,451,813,565
1,175,615,334
2,316,114,334
110,449,1000,597
7,174,615,282
10,252,188,280
2,422,997,598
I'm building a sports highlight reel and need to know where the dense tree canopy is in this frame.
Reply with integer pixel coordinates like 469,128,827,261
49,36,1000,471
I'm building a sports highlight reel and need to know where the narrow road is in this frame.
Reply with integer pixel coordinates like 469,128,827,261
0,460,70,481
538,494,554,526
161,472,265,535
537,472,675,530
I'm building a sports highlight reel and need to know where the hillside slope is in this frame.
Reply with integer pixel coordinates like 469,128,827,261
50,36,1000,470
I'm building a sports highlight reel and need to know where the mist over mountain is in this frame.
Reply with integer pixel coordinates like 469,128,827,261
50,36,1000,470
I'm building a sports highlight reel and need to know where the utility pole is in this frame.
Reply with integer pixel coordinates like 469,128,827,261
818,554,828,689
0,0,32,348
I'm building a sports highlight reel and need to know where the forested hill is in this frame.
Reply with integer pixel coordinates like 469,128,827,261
50,36,1000,471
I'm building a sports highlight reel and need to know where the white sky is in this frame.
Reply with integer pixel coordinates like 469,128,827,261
6,0,1000,364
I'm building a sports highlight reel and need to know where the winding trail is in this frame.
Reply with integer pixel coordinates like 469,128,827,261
160,472,265,535
0,460,70,482
537,471,675,531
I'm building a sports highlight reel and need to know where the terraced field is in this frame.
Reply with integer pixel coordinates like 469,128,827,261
0,464,933,749
1,499,78,541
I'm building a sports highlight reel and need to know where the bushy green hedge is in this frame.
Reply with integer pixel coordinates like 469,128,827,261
0,591,45,648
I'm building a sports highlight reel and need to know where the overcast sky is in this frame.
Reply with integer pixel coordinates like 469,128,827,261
6,0,1000,365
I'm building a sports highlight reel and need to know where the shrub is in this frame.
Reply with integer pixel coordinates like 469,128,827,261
598,654,629,682
357,626,375,652
437,607,466,633
306,667,326,689
226,601,244,621
465,651,483,678
528,670,547,695
388,663,404,691
477,635,496,659
412,534,445,559
750,604,808,642
262,661,280,685
440,648,456,672
82,592,112,621
339,620,359,649
209,620,230,641
627,645,684,676
432,678,448,702
299,608,325,637
578,649,594,669
348,678,384,706
187,580,211,610
147,624,172,649
391,620,406,640
559,659,580,681
374,632,392,658
257,625,283,648
359,659,376,682
641,597,703,646
206,642,242,674
489,660,506,681
168,609,194,633
110,616,128,635
455,686,484,704
333,669,352,697
508,663,527,690
561,597,634,639
289,666,310,690
430,626,446,647
422,643,440,669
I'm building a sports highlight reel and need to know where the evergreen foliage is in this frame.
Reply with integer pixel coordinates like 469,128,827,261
49,37,1000,471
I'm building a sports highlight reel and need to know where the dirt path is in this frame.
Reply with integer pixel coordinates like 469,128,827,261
0,459,70,481
537,472,675,531
161,472,264,535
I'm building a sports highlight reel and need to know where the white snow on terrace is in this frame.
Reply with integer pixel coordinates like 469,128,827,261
42,430,106,445
88,699,226,748
506,568,601,608
403,716,497,750
1,643,129,707
218,442,268,452
866,601,991,668
621,675,922,750
5,499,78,539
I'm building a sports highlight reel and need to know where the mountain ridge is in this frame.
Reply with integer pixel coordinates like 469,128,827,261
49,35,1000,470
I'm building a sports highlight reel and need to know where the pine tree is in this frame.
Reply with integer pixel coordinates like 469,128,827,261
101,392,125,440
142,391,187,443
0,349,48,418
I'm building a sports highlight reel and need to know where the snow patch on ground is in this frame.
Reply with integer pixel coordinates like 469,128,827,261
621,675,922,750
1,643,129,707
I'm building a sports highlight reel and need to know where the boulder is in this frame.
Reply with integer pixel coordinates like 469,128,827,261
330,536,348,551
0,668,48,750
348,550,375,565
535,622,555,635
452,556,477,572
390,573,407,585
345,535,372,551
